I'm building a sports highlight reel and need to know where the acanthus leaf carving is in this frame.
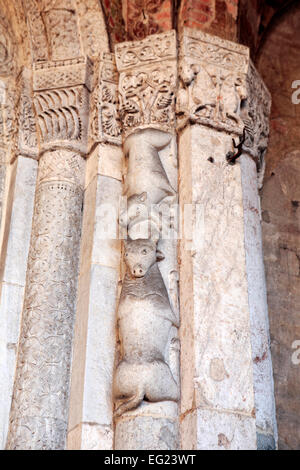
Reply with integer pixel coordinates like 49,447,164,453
242,61,271,181
116,32,177,138
90,52,121,146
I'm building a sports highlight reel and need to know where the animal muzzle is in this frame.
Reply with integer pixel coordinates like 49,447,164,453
132,264,146,277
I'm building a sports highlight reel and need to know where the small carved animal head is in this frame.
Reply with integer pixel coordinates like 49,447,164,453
235,76,247,101
119,192,148,228
124,239,164,278
179,59,200,86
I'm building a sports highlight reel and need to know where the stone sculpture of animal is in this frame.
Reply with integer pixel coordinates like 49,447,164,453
113,239,179,417
119,128,176,236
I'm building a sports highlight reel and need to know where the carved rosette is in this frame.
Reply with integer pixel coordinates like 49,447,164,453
115,31,177,139
33,57,92,154
90,52,122,146
242,61,271,177
177,28,249,136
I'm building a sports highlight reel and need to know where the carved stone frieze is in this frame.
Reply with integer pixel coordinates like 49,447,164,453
115,30,176,70
0,81,18,161
24,0,49,62
24,0,82,62
90,52,121,146
42,4,81,61
33,57,93,92
0,14,15,76
177,28,249,135
33,58,92,154
115,31,177,138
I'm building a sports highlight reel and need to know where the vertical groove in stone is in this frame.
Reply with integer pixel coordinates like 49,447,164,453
6,150,84,450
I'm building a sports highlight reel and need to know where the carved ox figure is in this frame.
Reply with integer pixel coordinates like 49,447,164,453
113,239,179,417
119,128,176,238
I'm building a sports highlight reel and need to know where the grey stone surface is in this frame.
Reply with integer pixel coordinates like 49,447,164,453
257,432,276,450
115,415,179,450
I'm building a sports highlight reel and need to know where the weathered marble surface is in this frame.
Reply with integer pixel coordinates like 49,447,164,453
67,144,123,450
179,125,257,450
6,150,84,450
0,156,37,449
241,154,277,448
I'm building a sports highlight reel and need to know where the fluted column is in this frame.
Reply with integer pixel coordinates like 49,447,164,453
6,58,91,450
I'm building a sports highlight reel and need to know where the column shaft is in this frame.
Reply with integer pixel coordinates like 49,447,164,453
6,150,84,449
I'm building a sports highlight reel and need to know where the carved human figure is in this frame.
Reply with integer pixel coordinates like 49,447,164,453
119,128,176,238
177,59,217,121
219,74,247,126
113,238,179,417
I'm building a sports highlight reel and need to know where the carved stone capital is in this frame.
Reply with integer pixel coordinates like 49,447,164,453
17,69,38,159
177,28,249,135
33,57,92,154
242,61,271,173
89,52,121,146
37,149,85,190
115,31,177,139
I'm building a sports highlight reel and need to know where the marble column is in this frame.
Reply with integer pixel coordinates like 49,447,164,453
177,28,277,450
6,58,91,450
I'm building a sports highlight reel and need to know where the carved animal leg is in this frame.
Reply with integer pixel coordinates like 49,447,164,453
144,360,179,403
113,361,145,417
114,387,144,418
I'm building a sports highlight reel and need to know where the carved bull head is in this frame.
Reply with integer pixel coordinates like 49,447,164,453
124,239,164,278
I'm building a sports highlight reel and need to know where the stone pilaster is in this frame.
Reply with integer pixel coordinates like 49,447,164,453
0,69,38,449
6,58,90,450
241,61,277,449
67,52,123,450
177,28,277,450
113,31,180,450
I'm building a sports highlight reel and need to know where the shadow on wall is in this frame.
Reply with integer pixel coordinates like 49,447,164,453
257,2,300,450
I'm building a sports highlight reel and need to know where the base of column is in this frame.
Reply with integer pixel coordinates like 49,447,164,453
114,402,179,450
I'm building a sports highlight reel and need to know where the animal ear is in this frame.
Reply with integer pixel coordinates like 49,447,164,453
138,192,147,202
156,249,165,262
